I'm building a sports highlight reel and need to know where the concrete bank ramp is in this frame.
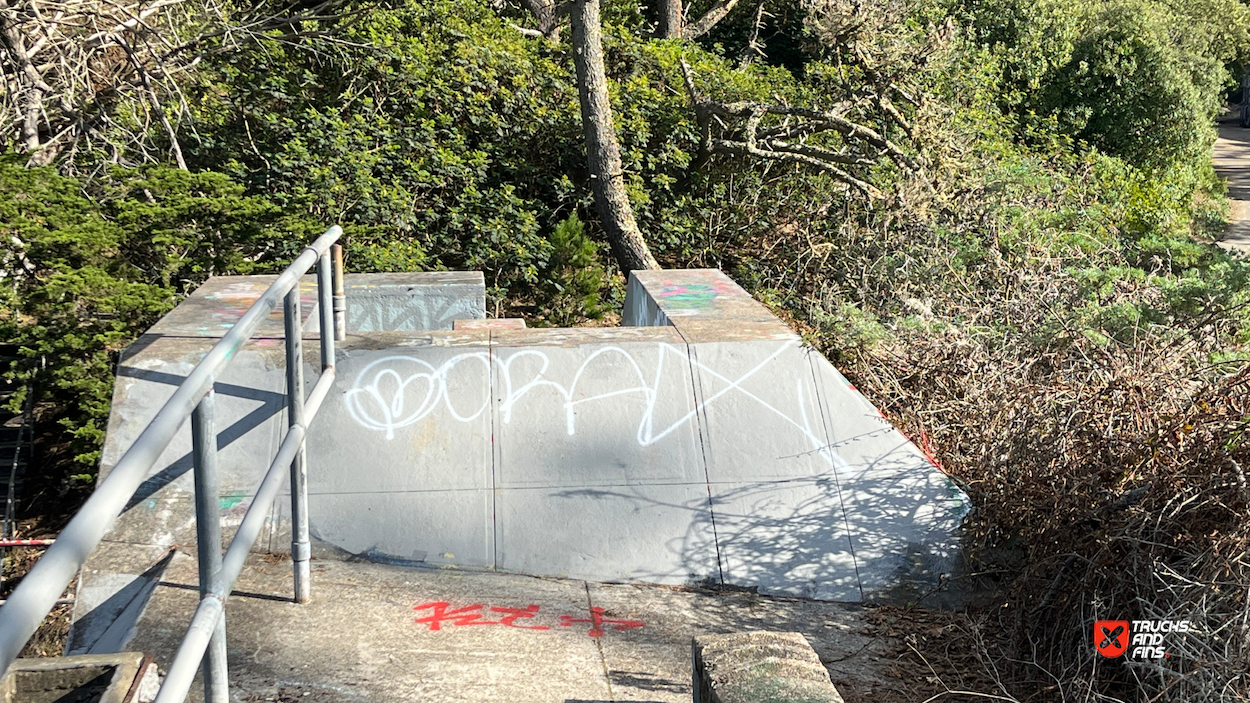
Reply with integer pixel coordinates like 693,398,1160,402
76,269,967,646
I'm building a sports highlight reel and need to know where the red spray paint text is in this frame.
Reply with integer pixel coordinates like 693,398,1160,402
413,602,644,638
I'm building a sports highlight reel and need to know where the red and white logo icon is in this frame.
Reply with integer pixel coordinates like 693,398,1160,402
1095,620,1129,658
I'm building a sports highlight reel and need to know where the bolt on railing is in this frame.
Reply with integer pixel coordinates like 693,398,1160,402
0,226,345,703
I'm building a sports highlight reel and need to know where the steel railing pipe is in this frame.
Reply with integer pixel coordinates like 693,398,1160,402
302,368,337,424
317,253,335,371
0,225,341,673
191,390,228,703
152,424,304,703
283,289,311,604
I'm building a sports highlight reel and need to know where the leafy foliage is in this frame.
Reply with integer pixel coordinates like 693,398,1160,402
0,161,316,467
541,212,609,325
7,0,1250,697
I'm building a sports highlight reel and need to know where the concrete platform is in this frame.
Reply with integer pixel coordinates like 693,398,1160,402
121,552,894,703
69,268,969,684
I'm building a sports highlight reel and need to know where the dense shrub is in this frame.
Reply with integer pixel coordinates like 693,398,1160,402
0,161,317,468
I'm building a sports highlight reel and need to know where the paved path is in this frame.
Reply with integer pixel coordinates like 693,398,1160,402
127,552,899,702
1214,123,1250,252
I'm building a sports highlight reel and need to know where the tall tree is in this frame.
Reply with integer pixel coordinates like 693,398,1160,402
513,0,746,272
516,0,659,271
568,0,659,271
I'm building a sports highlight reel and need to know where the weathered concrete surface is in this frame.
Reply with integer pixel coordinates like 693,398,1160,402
693,632,844,703
119,553,894,703
1215,122,1250,253
73,267,968,671
626,270,968,601
1,652,147,703
148,272,484,338
455,318,526,330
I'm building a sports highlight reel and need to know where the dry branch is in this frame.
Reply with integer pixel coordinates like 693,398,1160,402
0,0,350,168
679,58,912,198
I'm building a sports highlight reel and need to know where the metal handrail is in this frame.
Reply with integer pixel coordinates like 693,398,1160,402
0,226,346,703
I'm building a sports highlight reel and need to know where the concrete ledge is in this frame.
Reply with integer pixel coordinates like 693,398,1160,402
692,632,844,703
1,652,148,703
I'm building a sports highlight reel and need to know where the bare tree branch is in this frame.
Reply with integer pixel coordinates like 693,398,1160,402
678,57,911,198
684,0,739,40
517,0,569,41
0,0,353,168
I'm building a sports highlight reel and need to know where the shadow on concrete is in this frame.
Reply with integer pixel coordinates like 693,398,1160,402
155,580,295,604
116,365,285,512
608,669,688,694
68,549,174,654
557,455,967,605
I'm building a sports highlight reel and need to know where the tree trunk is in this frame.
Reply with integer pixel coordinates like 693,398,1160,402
568,0,660,272
656,0,682,39
520,0,561,41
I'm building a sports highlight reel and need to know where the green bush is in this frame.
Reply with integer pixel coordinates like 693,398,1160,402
0,160,317,468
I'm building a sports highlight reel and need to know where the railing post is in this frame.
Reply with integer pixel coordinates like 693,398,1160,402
283,287,311,604
191,390,229,703
317,252,335,371
331,244,346,341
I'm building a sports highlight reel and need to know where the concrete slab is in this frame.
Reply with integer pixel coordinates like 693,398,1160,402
708,478,859,602
116,555,893,703
490,327,705,488
146,276,320,339
66,543,178,655
455,318,526,330
807,354,969,601
688,341,838,484
306,332,493,493
305,489,495,570
494,483,719,586
105,336,287,498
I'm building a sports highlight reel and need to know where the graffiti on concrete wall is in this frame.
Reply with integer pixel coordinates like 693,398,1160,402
343,342,847,470
349,294,482,333
413,602,644,638
653,278,739,312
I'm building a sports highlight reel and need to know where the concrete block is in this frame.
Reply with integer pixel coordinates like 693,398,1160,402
1,652,148,703
79,267,968,633
807,353,969,601
692,632,844,703
623,270,794,343
709,479,859,601
494,482,720,586
490,327,704,488
334,272,485,333
148,271,485,339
